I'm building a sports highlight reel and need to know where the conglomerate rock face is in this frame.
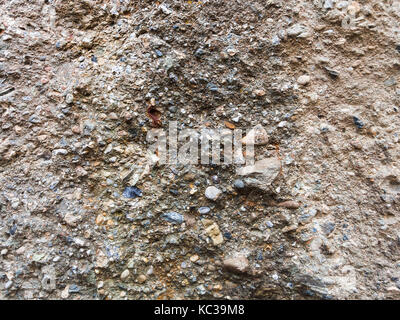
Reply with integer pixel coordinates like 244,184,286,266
1,0,400,300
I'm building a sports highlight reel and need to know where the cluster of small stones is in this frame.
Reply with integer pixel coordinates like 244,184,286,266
0,0,400,300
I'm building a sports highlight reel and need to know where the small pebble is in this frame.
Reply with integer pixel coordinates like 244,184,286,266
194,48,205,57
223,232,232,240
122,186,142,198
277,200,301,209
297,75,311,85
211,175,219,184
233,179,245,189
154,49,163,57
121,269,130,280
162,212,184,224
205,186,222,201
223,253,249,274
353,116,364,129
68,284,80,293
5,280,13,290
65,93,73,104
137,275,147,283
198,207,211,215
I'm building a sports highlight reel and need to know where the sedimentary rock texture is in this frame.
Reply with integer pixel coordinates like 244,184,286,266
1,0,400,300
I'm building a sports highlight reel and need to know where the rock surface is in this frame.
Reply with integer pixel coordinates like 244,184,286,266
223,253,250,274
204,186,222,201
242,124,269,146
0,0,400,300
237,157,281,193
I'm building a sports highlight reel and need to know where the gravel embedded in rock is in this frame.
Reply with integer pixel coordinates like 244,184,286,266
205,186,222,201
202,219,224,246
137,275,147,284
198,207,211,215
233,179,245,189
237,157,281,193
65,93,73,104
68,285,80,293
161,212,184,224
353,116,365,129
242,124,269,146
1,0,399,301
223,254,249,274
297,75,311,85
4,281,13,290
122,186,142,199
287,24,308,37
121,269,130,280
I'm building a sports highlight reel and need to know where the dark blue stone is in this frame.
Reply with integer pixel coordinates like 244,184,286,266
154,49,163,57
122,186,142,198
9,225,17,235
353,116,364,129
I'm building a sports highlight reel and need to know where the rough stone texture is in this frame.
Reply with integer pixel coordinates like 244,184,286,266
223,253,250,274
204,186,222,201
237,157,282,193
242,124,269,146
202,219,224,246
1,0,400,300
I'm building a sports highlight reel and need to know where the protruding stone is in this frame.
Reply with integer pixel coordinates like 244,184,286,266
237,157,280,176
121,269,130,280
233,179,245,189
297,75,311,85
202,219,223,245
242,124,269,146
76,166,88,177
61,285,70,299
162,212,184,224
277,200,301,209
237,157,281,193
137,275,147,283
223,253,249,274
287,24,308,37
253,89,266,96
347,1,361,15
205,186,222,201
198,207,211,215
65,93,74,104
64,212,81,227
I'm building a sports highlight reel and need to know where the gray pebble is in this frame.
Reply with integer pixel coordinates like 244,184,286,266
233,179,245,189
205,186,222,201
162,212,184,224
68,284,80,293
198,207,211,214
